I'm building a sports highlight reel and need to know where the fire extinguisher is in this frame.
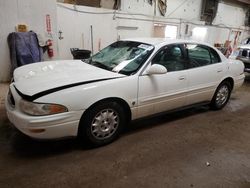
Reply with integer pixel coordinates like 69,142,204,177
47,39,54,58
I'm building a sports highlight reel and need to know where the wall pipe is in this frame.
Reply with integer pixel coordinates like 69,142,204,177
90,25,94,54
57,3,250,33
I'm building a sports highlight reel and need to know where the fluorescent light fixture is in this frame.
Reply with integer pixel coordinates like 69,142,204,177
154,23,165,27
116,26,138,30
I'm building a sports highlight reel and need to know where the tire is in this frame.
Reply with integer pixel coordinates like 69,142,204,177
78,101,126,147
210,81,232,110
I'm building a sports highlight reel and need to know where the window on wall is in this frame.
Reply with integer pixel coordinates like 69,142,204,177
192,27,207,42
153,24,178,39
153,24,165,38
165,25,178,39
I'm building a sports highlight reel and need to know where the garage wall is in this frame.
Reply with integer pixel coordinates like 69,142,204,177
56,0,200,58
57,3,173,59
57,0,250,60
214,2,246,27
120,0,249,43
57,4,117,59
121,0,202,20
0,0,58,82
0,0,250,82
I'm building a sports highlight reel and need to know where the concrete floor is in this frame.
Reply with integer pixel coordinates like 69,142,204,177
0,75,250,188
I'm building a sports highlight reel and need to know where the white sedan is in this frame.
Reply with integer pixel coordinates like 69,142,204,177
6,38,245,146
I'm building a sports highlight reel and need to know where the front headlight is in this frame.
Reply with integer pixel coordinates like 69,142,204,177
19,100,68,116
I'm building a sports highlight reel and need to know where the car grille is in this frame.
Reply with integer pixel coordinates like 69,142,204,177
240,49,250,58
8,90,15,107
244,63,250,69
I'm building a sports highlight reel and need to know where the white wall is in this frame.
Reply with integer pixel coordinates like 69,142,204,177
57,4,117,59
121,0,202,20
213,2,246,27
56,0,250,60
1,0,250,82
0,0,58,82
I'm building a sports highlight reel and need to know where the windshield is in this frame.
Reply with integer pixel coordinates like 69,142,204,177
87,41,154,75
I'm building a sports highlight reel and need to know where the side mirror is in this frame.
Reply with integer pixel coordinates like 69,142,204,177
146,64,167,75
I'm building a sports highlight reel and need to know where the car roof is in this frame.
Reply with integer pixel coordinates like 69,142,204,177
121,37,211,47
121,37,227,62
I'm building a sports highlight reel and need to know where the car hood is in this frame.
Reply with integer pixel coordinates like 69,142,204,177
13,60,124,96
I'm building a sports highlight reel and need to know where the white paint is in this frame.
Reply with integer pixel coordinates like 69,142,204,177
57,4,117,59
213,2,246,28
121,0,202,20
205,26,230,45
116,17,154,39
56,0,250,59
192,27,208,42
6,38,245,139
0,0,58,82
0,0,250,82
165,25,178,39
165,0,202,20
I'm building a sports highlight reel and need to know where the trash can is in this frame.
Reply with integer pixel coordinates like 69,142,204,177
70,48,91,59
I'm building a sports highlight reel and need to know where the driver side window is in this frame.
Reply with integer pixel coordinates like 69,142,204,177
152,45,186,72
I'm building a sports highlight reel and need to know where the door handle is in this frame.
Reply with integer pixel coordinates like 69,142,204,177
179,76,186,80
217,69,223,73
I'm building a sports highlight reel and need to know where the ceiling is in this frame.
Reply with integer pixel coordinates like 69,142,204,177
236,0,250,5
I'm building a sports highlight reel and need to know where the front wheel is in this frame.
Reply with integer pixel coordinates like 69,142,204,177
78,101,125,147
210,81,232,110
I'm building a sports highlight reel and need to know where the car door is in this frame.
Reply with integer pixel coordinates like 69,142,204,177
185,43,225,105
137,44,188,118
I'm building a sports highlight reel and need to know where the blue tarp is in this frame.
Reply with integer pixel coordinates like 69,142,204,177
7,31,42,71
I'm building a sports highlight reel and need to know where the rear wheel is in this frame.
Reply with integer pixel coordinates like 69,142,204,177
78,101,125,147
210,81,232,110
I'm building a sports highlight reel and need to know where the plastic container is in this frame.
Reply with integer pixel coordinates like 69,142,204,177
70,48,91,59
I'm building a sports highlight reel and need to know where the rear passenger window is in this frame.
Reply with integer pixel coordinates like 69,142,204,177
210,48,221,63
186,44,211,68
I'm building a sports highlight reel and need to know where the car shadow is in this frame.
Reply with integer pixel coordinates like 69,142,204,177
2,75,249,158
8,105,210,159
8,74,250,158
244,73,250,84
125,105,210,134
9,131,83,158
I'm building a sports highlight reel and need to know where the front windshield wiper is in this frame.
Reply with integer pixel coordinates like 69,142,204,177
87,58,112,71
